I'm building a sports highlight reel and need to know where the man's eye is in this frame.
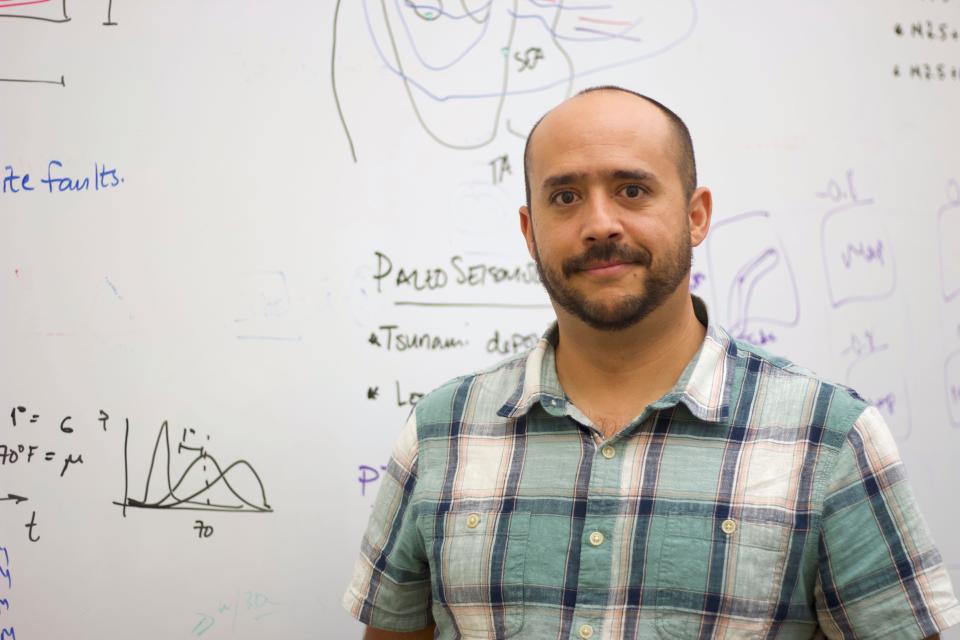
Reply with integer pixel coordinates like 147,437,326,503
621,184,645,198
553,191,578,205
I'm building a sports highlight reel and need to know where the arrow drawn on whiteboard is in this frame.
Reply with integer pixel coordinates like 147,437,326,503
0,493,28,505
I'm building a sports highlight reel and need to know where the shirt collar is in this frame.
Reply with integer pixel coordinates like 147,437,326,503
496,295,736,424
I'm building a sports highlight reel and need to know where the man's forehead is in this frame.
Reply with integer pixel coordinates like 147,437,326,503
528,91,675,176
539,91,668,135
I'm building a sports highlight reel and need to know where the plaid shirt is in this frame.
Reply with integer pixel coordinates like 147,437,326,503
343,298,960,639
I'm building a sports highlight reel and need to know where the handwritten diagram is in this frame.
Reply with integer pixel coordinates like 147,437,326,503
818,171,897,308
333,0,699,158
939,179,960,427
0,0,117,88
938,179,960,303
841,330,913,441
0,0,68,86
117,421,273,516
702,210,800,346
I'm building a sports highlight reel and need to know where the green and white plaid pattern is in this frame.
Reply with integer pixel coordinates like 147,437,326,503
344,299,960,639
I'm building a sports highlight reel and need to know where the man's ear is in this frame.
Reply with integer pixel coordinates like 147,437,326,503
687,187,713,247
519,205,536,259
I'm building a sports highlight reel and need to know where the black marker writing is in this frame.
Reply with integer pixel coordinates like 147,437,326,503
59,453,83,477
24,513,39,543
514,47,544,71
372,252,539,293
395,381,424,408
490,154,512,184
486,330,539,356
370,325,468,352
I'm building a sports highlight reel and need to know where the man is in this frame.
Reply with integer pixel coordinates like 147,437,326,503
343,87,960,639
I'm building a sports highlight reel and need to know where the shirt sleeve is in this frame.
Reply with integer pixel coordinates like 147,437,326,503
815,406,960,639
342,411,434,631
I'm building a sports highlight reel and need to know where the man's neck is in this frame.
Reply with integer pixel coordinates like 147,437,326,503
553,293,706,437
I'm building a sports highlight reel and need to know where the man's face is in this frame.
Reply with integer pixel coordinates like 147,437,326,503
521,91,700,331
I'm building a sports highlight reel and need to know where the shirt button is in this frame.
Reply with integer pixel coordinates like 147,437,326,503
589,531,604,546
721,519,737,535
601,445,616,459
578,624,595,639
466,513,481,529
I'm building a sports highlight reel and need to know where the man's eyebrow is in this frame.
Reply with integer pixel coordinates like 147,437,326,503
541,172,587,190
540,169,660,191
610,169,658,183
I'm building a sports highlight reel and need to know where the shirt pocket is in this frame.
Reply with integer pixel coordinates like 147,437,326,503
420,510,530,639
655,512,789,639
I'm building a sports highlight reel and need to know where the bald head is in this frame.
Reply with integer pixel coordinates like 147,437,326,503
523,87,697,211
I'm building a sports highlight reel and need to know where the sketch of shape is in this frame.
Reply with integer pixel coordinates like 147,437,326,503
0,0,69,22
938,179,960,302
946,349,960,428
847,350,912,441
703,210,800,341
348,0,697,150
820,201,896,307
234,270,301,341
362,0,510,148
122,421,272,513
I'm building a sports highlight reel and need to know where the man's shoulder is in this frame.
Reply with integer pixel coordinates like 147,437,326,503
722,331,870,437
726,332,818,378
412,348,533,429
725,332,837,385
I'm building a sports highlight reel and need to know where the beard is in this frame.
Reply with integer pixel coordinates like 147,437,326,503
533,231,692,331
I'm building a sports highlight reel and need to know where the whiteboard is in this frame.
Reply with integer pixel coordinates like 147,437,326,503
1,0,959,637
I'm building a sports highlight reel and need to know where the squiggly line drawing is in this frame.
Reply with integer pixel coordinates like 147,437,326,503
332,0,698,158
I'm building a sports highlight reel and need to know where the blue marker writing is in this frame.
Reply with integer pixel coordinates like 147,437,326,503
0,547,10,589
2,166,33,194
41,160,124,193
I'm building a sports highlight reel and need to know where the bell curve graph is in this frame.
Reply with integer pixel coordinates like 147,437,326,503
115,420,273,517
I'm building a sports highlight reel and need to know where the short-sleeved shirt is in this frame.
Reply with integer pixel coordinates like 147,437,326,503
343,298,960,639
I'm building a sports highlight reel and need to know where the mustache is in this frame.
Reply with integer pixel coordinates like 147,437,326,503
561,241,652,277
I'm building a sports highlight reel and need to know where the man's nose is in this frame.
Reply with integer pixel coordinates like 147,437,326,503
582,193,624,243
